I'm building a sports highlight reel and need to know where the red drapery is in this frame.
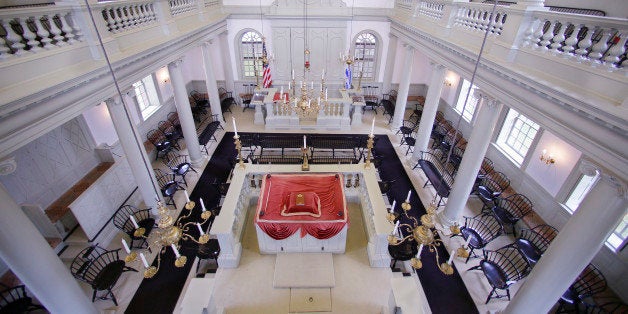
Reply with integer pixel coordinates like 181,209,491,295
255,173,348,240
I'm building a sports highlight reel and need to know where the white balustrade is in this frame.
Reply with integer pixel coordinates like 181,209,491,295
170,0,197,16
0,7,84,59
204,0,220,7
395,0,415,11
414,1,444,20
100,1,157,34
453,3,507,35
523,11,627,71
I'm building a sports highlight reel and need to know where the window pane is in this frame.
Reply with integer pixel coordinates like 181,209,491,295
454,79,478,122
564,172,599,212
496,108,540,165
241,31,263,78
352,32,377,80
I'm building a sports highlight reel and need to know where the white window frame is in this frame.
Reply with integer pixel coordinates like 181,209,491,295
606,214,628,252
132,75,161,121
352,32,378,80
240,30,263,79
454,79,478,123
495,108,540,166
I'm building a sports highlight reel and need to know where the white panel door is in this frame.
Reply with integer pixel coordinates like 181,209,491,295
327,28,347,81
307,27,327,83
272,27,292,82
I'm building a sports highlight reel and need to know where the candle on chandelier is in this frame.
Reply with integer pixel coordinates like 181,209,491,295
288,81,291,90
184,190,190,203
130,216,139,229
325,88,328,100
122,239,131,254
303,135,307,148
405,190,412,203
200,198,206,212
308,99,311,108
197,223,204,235
320,83,323,92
417,244,424,257
370,117,375,136
447,249,456,265
140,253,149,268
171,244,181,258
318,97,321,106
232,117,238,137
390,200,396,213
292,69,294,80
392,220,400,235
280,86,283,96
284,93,287,103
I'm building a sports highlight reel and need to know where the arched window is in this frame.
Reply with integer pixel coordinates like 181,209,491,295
352,32,378,80
240,31,263,78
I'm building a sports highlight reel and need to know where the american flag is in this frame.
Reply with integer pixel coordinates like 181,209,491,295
344,64,352,89
262,38,272,88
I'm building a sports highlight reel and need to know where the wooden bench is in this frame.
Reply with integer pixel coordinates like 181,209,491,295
413,151,455,206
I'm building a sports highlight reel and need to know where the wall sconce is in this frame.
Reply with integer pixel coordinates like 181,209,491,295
443,78,453,87
157,68,170,84
540,149,555,165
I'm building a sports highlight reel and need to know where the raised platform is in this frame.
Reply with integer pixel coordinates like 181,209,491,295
273,253,335,289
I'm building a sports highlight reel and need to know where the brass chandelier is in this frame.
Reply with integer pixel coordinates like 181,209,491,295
387,195,469,275
123,196,212,278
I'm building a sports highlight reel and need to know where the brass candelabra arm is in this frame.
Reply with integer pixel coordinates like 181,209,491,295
184,200,195,210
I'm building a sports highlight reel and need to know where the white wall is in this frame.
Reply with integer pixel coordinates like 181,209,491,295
82,103,118,147
525,130,581,197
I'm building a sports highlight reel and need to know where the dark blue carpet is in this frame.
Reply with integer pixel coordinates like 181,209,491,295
125,132,477,314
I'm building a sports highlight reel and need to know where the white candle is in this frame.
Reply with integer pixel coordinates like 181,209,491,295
308,99,311,107
318,97,321,106
292,69,294,80
140,253,149,268
171,244,181,258
325,88,328,100
405,190,412,203
311,81,313,90
390,200,396,212
465,236,472,247
322,69,325,80
280,86,283,96
303,135,307,148
184,190,190,203
417,244,424,257
447,249,456,265
200,198,206,211
232,117,238,137
370,117,375,136
320,83,323,92
284,93,287,103
197,223,204,235
288,81,291,90
130,216,139,229
392,220,400,235
122,239,131,254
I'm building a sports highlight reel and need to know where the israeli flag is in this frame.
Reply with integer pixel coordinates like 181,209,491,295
344,65,352,89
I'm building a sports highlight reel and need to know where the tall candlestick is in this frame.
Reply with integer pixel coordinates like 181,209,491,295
232,117,238,137
184,190,190,203
447,250,456,265
303,135,307,148
405,190,412,203
197,223,204,235
370,117,375,136
130,216,139,229
200,198,206,211
122,239,131,254
140,253,149,268
417,244,424,257
171,244,181,258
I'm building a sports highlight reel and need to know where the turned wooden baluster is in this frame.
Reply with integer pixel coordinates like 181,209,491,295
604,33,627,70
2,19,26,55
562,23,582,58
575,26,595,61
18,17,40,53
550,22,567,54
588,29,611,65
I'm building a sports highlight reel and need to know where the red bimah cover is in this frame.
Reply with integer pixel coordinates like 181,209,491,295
255,173,348,240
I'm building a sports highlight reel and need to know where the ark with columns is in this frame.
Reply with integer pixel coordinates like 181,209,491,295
0,0,626,313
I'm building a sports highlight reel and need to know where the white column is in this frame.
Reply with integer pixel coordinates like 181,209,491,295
505,172,627,314
412,63,446,158
168,59,203,167
0,184,97,313
106,95,161,212
438,91,503,226
201,40,225,123
391,44,414,130
219,32,235,92
382,34,398,93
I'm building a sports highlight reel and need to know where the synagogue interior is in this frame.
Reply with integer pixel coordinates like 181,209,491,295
0,0,626,313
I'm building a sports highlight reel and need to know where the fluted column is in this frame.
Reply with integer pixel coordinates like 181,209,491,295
219,32,235,92
505,169,627,314
412,63,446,157
382,34,398,93
201,40,225,123
438,91,503,226
168,59,203,167
391,44,414,130
106,95,161,212
0,183,97,313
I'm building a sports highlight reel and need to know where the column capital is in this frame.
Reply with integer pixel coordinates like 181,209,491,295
402,42,414,51
202,39,214,48
168,58,183,68
429,61,445,70
474,89,500,108
599,173,627,199
578,158,599,177
0,156,17,175
105,95,123,106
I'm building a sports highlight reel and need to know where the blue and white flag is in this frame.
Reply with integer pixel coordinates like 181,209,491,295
344,64,352,89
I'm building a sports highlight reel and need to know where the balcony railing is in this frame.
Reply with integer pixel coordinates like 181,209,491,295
100,1,158,34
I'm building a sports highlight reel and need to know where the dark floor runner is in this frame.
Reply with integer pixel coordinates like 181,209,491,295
125,132,477,314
